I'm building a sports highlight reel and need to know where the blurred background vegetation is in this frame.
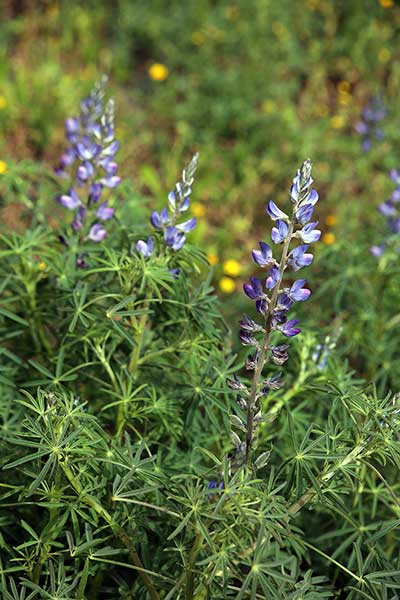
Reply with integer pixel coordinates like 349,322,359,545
1,0,400,389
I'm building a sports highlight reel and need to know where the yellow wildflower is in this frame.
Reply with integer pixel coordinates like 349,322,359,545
38,262,47,271
262,99,276,114
272,22,287,38
191,31,206,46
323,232,336,245
0,160,8,174
47,4,59,17
325,215,337,227
0,96,6,110
338,91,351,106
337,81,351,93
219,277,236,294
378,48,391,63
226,6,240,20
379,0,394,7
223,259,242,277
330,115,345,129
191,202,206,218
148,63,169,82
208,253,219,266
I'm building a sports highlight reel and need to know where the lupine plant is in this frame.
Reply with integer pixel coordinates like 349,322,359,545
355,96,386,152
227,160,320,469
55,77,120,259
371,168,400,257
1,84,400,599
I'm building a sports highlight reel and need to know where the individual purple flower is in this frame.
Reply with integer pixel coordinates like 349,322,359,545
58,189,81,210
297,222,321,243
295,204,314,225
88,223,107,242
239,315,263,332
269,344,289,365
271,220,289,244
72,206,86,231
288,245,314,271
239,331,258,346
136,236,154,258
378,201,396,216
176,217,196,232
266,200,289,221
96,201,115,221
164,226,185,251
89,182,102,203
266,265,280,290
287,279,311,302
252,242,274,266
243,277,264,300
370,244,385,257
279,319,301,338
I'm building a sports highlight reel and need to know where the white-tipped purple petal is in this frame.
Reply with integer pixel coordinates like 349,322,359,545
58,189,81,210
266,200,289,221
96,202,115,221
176,217,196,232
88,223,107,242
298,221,321,243
136,236,154,257
101,176,121,189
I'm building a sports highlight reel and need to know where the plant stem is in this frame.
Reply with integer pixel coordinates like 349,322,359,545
62,463,160,600
128,310,148,375
245,216,296,466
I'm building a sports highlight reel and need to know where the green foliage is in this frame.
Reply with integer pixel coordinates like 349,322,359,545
1,1,400,597
1,158,400,597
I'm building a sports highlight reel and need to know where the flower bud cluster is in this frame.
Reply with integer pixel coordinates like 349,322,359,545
136,154,198,257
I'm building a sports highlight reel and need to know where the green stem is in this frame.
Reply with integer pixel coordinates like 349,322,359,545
128,312,148,374
62,463,160,600
27,283,53,356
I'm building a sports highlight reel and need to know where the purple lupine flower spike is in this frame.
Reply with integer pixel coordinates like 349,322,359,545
226,159,320,470
355,96,386,153
371,165,400,257
55,76,120,255
148,154,199,252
